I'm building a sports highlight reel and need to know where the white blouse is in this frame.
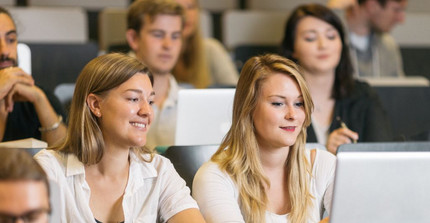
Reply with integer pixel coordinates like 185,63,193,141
192,149,336,223
35,149,198,223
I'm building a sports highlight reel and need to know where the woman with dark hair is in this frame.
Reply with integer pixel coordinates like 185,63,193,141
280,4,392,154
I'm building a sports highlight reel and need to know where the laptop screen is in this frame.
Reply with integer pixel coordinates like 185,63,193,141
330,142,430,223
175,89,235,146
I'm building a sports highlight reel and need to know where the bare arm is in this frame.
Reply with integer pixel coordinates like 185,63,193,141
6,84,66,146
168,208,206,223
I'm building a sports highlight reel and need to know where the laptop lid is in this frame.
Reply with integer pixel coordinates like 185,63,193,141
175,89,235,145
330,142,430,223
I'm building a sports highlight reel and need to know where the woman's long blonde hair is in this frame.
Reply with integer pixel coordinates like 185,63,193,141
172,0,210,88
51,53,155,165
212,54,314,223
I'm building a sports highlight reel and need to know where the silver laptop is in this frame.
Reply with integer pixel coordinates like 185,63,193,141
175,89,235,145
330,142,430,223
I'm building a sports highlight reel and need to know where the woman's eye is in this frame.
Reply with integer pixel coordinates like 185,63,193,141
271,102,283,106
304,37,316,42
149,100,155,105
128,98,139,102
295,102,304,107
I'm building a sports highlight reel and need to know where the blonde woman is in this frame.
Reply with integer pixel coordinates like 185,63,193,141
172,0,239,88
193,54,335,223
35,53,205,223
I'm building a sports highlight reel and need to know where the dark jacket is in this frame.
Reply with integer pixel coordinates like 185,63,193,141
307,80,392,143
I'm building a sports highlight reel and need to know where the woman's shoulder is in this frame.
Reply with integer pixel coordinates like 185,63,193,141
311,149,336,173
34,149,70,178
195,161,231,183
34,149,66,165
350,80,378,98
203,38,224,49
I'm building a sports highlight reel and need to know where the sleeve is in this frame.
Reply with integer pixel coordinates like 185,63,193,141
192,162,245,223
320,151,337,215
205,38,239,87
362,85,393,142
33,150,68,223
157,158,199,222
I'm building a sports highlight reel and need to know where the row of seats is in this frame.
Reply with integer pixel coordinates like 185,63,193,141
9,7,430,50
8,5,430,93
2,0,429,12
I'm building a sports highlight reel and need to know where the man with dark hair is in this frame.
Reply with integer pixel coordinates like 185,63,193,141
329,0,407,77
0,6,66,145
125,0,184,149
0,148,50,223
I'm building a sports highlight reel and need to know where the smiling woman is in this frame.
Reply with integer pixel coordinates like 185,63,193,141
192,54,336,223
34,53,205,223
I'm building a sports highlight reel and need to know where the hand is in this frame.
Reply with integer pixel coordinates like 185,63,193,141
0,67,34,100
4,83,44,112
326,127,359,154
319,217,330,223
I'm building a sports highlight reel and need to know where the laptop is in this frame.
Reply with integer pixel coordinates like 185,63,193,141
330,142,430,223
175,89,235,145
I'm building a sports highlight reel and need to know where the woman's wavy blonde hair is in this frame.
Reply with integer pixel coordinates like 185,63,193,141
51,53,154,165
212,54,314,223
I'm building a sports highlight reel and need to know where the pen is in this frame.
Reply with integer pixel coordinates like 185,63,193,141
336,116,357,143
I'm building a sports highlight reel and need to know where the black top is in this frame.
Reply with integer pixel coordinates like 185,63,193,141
2,88,66,142
307,80,393,143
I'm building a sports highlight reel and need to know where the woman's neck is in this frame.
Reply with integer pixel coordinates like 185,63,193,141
86,146,130,177
259,146,290,172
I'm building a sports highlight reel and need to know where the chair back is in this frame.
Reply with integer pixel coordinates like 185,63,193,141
164,145,219,190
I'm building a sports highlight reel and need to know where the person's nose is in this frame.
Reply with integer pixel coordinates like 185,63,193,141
317,36,327,49
137,100,152,118
0,38,10,57
285,106,297,120
162,36,172,49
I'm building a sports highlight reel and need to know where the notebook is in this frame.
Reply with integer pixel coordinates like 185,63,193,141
175,89,235,145
330,142,430,223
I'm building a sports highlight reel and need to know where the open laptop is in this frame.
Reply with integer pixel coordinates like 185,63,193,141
175,89,235,145
330,142,430,223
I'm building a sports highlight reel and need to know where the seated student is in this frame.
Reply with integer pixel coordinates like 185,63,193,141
193,54,335,223
126,0,184,149
0,7,66,146
172,0,239,88
280,4,392,154
328,0,407,78
0,148,51,223
35,53,205,223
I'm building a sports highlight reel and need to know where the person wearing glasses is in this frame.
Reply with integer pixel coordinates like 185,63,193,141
0,148,51,223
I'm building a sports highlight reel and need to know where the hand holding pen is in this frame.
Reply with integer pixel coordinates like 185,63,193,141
326,116,359,154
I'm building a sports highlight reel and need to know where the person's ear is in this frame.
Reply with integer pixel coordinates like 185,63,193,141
86,93,102,118
126,29,140,52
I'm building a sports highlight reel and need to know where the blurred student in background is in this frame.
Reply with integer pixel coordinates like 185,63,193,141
35,53,205,223
280,4,392,153
193,54,335,223
126,0,183,149
328,0,407,77
0,148,51,223
172,0,239,88
0,7,66,145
